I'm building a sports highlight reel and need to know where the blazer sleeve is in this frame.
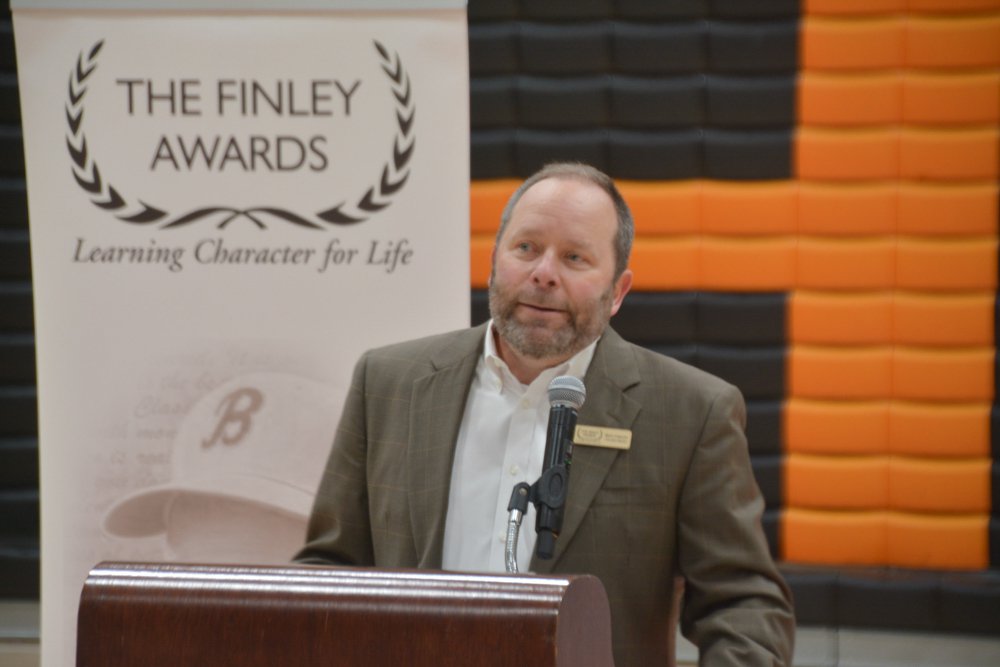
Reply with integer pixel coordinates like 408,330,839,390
676,383,795,666
294,353,375,566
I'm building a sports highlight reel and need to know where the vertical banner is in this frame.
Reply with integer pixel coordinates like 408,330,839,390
11,1,468,665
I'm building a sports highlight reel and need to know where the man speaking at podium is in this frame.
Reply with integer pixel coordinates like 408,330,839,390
296,162,795,666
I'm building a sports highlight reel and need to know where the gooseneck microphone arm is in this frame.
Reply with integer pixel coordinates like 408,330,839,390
504,375,586,573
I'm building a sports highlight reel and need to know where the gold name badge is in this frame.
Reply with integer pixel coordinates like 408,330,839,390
573,425,632,450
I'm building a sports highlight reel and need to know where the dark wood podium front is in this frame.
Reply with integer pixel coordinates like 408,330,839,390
77,561,616,667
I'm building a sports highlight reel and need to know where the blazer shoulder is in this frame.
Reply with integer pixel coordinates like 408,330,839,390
625,341,741,401
361,325,485,376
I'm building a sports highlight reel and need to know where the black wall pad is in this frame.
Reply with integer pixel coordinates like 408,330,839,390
467,0,519,22
0,490,39,539
0,23,15,70
608,129,703,180
0,387,36,436
940,572,1000,635
706,20,798,73
518,77,609,129
703,128,791,180
0,234,30,280
0,540,39,599
745,399,782,456
708,0,799,19
0,74,20,124
612,291,698,345
0,284,32,331
610,22,707,74
616,0,709,20
762,508,780,559
521,0,615,21
0,126,24,176
992,462,999,519
694,345,785,400
519,23,611,75
0,337,34,384
696,292,787,345
515,129,608,176
646,344,697,367
0,438,37,488
780,565,839,626
471,129,516,179
611,75,705,128
468,23,520,75
470,289,489,326
470,78,517,129
705,75,795,128
751,454,782,510
838,569,939,632
0,179,27,228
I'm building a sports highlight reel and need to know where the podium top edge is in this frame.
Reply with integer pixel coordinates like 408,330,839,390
11,0,467,11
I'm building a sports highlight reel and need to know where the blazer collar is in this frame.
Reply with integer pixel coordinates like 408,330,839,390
530,326,642,573
407,323,487,567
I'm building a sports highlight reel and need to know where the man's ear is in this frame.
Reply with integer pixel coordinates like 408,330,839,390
609,269,633,317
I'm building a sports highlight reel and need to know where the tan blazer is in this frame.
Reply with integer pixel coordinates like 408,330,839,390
298,324,794,667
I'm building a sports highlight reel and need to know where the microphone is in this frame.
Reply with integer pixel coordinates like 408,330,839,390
534,375,586,560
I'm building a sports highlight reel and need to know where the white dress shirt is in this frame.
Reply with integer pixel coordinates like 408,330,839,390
441,321,596,573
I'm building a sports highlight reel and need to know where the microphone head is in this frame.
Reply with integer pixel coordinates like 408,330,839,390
548,375,586,410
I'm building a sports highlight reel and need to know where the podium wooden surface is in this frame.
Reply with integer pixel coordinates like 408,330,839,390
77,561,616,667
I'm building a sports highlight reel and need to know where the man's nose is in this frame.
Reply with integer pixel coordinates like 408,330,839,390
530,251,559,288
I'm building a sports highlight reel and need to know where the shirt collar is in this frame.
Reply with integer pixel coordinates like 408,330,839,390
482,319,598,393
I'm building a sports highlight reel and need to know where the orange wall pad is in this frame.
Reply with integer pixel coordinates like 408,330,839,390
888,401,990,457
805,0,906,14
796,128,898,180
796,238,895,290
469,180,518,235
699,238,796,291
889,458,991,513
700,182,797,235
798,73,901,126
891,347,994,401
783,509,887,566
801,18,904,71
618,181,701,235
892,293,994,346
895,237,998,291
897,183,998,236
785,399,889,455
798,183,897,236
470,235,493,288
906,0,1000,12
626,237,700,291
790,291,892,345
886,513,988,570
904,16,1000,69
902,73,1000,125
790,346,893,400
900,128,1000,181
786,454,889,510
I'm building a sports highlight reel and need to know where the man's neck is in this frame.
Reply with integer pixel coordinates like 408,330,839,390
492,329,572,386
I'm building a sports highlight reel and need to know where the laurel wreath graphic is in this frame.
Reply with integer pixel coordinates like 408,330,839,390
66,39,415,229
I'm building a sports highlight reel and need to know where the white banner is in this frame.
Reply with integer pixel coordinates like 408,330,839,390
12,4,468,665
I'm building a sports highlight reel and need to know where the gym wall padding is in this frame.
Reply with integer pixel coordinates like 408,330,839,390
467,0,1000,635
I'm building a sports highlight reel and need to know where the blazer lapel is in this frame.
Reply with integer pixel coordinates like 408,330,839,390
406,325,486,568
531,328,641,574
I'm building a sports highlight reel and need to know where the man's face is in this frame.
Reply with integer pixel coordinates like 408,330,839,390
489,177,632,365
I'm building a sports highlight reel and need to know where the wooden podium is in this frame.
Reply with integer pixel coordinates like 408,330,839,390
76,561,617,667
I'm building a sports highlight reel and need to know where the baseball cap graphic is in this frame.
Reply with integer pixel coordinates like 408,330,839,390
102,372,340,540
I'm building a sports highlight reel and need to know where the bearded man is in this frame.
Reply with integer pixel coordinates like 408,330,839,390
296,162,795,667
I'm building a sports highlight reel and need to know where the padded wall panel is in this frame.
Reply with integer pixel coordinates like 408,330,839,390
469,179,517,234
0,387,36,436
789,292,893,345
0,178,27,229
695,292,786,345
709,0,799,19
515,129,606,177
610,22,707,73
610,76,705,128
838,569,938,631
896,183,998,236
904,16,1000,69
889,402,990,458
799,73,901,126
470,78,516,129
0,540,39,599
0,338,34,383
786,454,889,510
707,20,798,73
752,455,783,510
892,293,994,347
517,77,608,129
0,438,37,489
0,234,29,280
470,129,516,179
468,23,519,75
0,74,19,124
795,238,895,290
886,513,988,570
611,291,698,344
705,75,795,127
785,399,889,456
0,284,32,331
703,129,792,180
466,0,518,21
607,130,703,180
902,73,1000,125
746,400,782,456
797,183,897,236
0,127,23,176
519,23,611,75
521,0,614,21
0,490,38,539
940,572,1000,635
783,509,887,566
695,345,785,399
889,458,991,513
701,181,796,236
801,18,905,71
617,181,700,235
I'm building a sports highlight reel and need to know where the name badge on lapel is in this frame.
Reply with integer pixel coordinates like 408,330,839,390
573,425,632,450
